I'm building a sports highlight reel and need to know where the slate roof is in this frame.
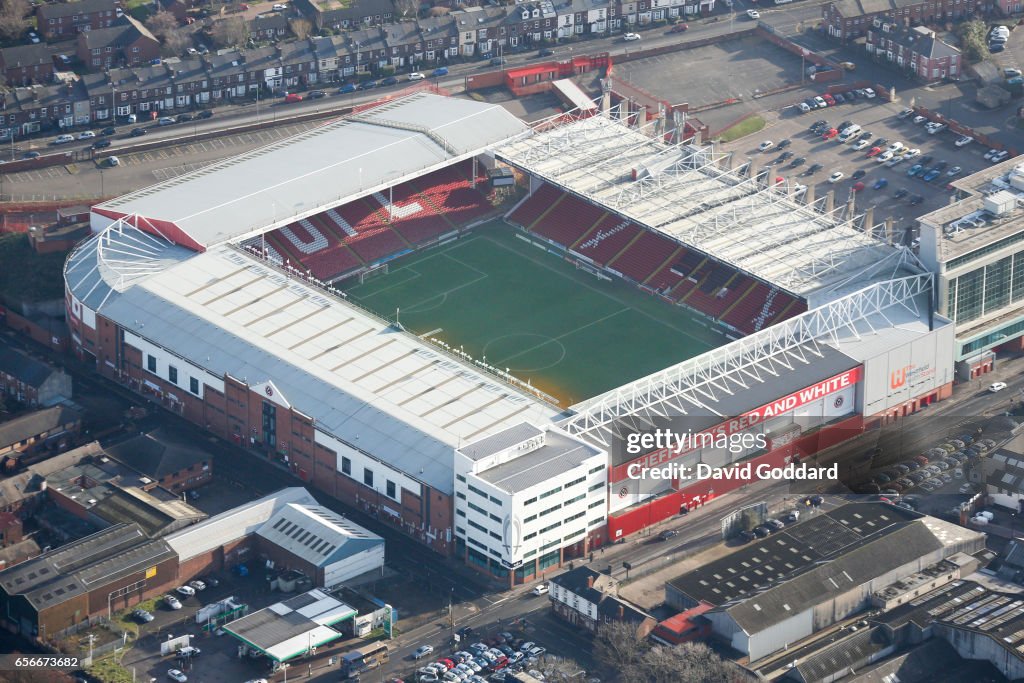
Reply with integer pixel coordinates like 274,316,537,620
0,405,81,451
0,342,57,388
38,0,117,21
102,427,210,480
0,44,57,69
251,13,291,32
80,16,156,50
549,565,606,604
872,25,961,60
831,0,921,16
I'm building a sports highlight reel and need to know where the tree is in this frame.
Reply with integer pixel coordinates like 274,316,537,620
211,16,249,48
640,642,744,683
395,0,418,18
592,621,650,683
289,17,312,40
956,19,990,63
0,0,29,43
146,10,179,39
534,656,587,682
147,10,192,56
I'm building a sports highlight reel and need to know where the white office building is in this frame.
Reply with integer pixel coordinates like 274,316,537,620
454,423,607,587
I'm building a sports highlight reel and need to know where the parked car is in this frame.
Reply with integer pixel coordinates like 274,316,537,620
197,110,214,119
432,67,449,77
103,156,120,167
415,646,436,660
658,529,678,540
531,583,549,596
358,81,377,90
307,89,327,98
157,116,176,126
381,76,400,85
408,72,426,80
623,32,641,41
669,22,689,32
188,580,206,591
133,609,155,623
167,670,187,683
164,595,182,609
338,83,357,93
759,140,774,152
828,171,844,183
990,381,1008,392
53,134,75,144
175,585,196,597
897,108,914,119
852,169,866,180
746,9,760,18
130,127,148,137
92,139,112,149
873,178,889,190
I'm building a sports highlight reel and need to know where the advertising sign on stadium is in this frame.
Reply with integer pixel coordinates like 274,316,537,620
610,367,861,482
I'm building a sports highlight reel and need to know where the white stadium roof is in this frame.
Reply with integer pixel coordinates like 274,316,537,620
94,92,529,250
66,226,564,494
495,115,914,298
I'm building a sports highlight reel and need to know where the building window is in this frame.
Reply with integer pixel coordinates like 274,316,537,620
189,377,199,395
589,482,605,492
386,480,396,499
341,456,351,475
456,474,466,483
588,465,604,474
147,355,157,372
363,468,373,487
489,495,502,506
168,365,178,384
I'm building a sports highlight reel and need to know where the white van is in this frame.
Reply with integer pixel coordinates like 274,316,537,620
838,124,861,142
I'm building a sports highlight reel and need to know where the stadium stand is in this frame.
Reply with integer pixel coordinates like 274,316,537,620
507,184,564,230
574,215,641,265
608,230,679,284
257,163,493,280
505,184,810,334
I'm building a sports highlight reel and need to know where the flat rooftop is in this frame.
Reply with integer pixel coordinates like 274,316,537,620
919,156,1024,263
225,589,354,662
477,429,602,494
95,93,529,249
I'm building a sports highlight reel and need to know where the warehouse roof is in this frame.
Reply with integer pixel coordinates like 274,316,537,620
0,404,82,451
256,504,383,568
225,589,354,661
95,93,529,250
0,523,174,610
166,487,317,562
668,504,982,635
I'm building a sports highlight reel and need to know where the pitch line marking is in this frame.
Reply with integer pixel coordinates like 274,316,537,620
479,234,712,347
495,307,631,366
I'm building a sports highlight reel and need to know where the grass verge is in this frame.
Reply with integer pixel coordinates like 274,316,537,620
719,114,766,142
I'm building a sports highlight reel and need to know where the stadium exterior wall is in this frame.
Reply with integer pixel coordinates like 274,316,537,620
606,414,866,541
65,301,456,558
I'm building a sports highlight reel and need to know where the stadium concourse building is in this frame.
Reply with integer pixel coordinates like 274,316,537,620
66,92,956,585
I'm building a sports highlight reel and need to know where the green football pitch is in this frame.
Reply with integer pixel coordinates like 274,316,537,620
342,224,727,405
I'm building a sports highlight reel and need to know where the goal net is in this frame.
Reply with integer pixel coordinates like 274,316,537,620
358,262,390,284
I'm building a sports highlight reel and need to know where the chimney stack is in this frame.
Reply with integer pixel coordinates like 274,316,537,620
587,575,594,589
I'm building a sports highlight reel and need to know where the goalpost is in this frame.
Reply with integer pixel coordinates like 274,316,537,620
358,262,390,284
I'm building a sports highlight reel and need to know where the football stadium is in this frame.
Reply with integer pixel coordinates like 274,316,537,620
65,91,957,585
